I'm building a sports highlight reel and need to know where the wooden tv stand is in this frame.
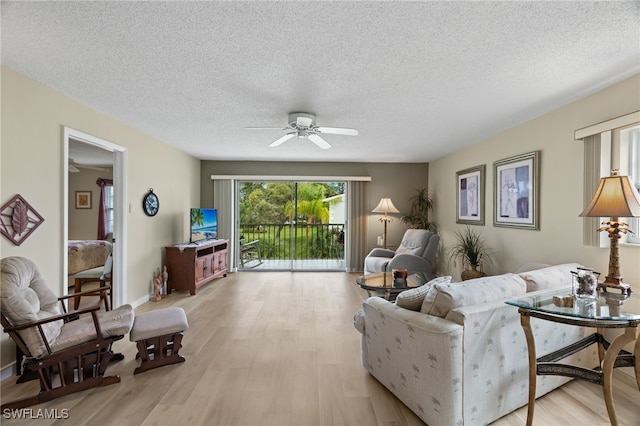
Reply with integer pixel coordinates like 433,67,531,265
165,239,228,295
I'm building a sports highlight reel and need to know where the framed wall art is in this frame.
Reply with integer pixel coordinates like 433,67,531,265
75,191,92,209
494,151,540,230
0,194,45,246
456,165,485,225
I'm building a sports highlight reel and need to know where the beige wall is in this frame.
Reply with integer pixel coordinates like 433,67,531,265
430,74,640,288
68,168,114,240
1,67,201,369
200,161,430,251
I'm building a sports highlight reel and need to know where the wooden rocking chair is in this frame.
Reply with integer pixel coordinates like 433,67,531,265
0,256,134,410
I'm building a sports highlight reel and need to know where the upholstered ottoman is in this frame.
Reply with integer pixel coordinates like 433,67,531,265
129,307,188,374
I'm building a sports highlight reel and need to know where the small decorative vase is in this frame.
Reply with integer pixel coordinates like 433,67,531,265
461,264,486,281
572,267,600,299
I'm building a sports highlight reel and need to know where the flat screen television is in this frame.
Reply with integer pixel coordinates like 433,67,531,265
190,208,218,243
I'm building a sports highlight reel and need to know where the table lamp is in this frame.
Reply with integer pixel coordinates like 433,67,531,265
372,197,399,249
579,170,640,295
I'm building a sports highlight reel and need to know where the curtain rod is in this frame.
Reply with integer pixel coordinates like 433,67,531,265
210,175,372,181
575,111,640,140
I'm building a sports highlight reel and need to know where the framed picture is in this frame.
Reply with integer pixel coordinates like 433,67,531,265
75,191,92,209
456,165,485,225
494,151,540,230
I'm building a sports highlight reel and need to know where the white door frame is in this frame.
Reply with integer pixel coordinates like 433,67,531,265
63,127,128,307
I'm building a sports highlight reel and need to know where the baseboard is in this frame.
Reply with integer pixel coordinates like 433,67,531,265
130,294,153,309
1,362,16,382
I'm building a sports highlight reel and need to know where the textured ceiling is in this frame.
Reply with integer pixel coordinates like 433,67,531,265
2,1,639,163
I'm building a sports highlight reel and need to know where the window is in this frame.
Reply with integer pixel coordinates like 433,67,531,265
105,185,114,234
622,125,640,244
576,111,640,247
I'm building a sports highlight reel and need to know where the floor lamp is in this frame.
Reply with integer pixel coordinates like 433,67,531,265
579,170,640,295
372,197,399,249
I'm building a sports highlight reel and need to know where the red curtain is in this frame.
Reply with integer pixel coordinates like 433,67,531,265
96,178,113,240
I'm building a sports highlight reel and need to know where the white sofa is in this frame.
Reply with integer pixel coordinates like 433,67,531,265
353,263,599,426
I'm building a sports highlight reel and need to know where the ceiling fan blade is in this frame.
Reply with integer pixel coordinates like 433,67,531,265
69,160,110,172
269,133,295,147
317,126,359,136
308,134,331,150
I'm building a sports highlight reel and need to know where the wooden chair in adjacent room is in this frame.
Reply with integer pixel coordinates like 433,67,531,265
72,251,113,310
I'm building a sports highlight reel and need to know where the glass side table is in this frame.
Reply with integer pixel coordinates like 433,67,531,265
506,288,640,426
355,271,432,301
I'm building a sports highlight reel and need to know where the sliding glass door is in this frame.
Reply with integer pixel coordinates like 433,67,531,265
237,180,346,271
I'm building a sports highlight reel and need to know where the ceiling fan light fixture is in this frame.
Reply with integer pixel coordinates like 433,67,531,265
251,112,357,149
289,113,314,128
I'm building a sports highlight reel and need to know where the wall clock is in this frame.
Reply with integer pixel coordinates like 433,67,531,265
143,189,159,217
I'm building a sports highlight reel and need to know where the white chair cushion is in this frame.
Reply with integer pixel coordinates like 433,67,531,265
52,304,133,353
73,266,104,279
364,256,391,274
1,257,64,357
394,240,424,256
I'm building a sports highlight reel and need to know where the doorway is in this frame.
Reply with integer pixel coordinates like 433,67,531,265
63,127,128,307
237,180,346,271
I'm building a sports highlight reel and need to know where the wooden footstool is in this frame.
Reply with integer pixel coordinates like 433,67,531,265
129,307,188,375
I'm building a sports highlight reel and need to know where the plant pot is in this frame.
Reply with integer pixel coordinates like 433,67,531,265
461,265,486,281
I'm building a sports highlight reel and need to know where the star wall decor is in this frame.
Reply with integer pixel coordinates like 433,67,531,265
0,194,45,246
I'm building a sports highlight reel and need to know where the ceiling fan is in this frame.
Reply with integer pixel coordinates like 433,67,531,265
245,112,358,149
69,158,110,173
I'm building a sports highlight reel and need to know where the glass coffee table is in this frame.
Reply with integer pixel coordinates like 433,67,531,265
356,271,432,301
506,288,640,426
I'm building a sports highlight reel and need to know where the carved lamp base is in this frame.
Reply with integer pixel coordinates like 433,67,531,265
598,279,632,296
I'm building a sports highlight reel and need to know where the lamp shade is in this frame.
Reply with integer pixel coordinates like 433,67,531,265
579,172,640,218
372,197,400,214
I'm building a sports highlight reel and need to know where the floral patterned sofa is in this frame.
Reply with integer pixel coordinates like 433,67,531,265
353,263,599,426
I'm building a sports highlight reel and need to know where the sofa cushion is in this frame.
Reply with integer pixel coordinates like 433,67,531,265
518,262,583,292
514,262,551,274
421,273,527,318
395,275,451,311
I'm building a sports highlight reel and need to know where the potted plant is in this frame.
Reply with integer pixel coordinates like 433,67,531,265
401,188,437,233
448,226,491,280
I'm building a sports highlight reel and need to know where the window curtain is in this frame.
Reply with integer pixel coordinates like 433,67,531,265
346,180,368,272
582,133,608,247
576,111,640,246
96,178,113,240
213,179,236,269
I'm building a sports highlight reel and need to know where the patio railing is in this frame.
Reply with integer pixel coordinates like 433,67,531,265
239,223,345,261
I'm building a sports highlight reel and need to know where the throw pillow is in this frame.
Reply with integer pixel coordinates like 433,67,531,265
421,273,527,318
396,276,451,311
394,275,451,311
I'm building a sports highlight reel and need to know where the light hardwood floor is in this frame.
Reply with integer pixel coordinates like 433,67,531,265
2,272,638,425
